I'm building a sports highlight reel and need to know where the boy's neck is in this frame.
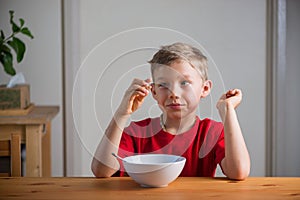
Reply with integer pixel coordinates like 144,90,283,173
160,114,197,135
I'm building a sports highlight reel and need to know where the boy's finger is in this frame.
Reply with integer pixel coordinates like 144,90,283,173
226,89,237,98
225,89,242,98
226,90,235,98
143,78,153,90
144,78,152,83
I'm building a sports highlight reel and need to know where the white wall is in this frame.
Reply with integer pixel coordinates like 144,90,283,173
68,0,266,176
0,0,64,176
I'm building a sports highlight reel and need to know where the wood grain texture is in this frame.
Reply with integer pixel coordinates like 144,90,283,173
0,177,299,200
0,106,59,124
0,104,34,116
25,125,43,177
10,133,21,176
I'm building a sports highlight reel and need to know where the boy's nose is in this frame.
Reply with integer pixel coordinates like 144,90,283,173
168,85,180,99
169,92,179,100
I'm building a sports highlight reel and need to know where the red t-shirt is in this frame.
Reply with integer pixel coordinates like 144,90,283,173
116,116,225,177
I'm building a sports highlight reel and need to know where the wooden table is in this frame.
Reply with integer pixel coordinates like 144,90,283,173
0,106,59,177
0,177,299,199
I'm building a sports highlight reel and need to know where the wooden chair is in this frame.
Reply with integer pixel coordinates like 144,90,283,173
0,133,21,177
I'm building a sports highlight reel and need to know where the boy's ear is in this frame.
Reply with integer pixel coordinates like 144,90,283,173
201,80,212,98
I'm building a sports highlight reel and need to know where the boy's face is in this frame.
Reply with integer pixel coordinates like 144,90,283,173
151,59,211,119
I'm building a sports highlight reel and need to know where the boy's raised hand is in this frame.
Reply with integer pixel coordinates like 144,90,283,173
116,78,152,116
217,89,242,111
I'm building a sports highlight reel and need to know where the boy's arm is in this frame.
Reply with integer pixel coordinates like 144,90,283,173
217,89,250,180
91,78,152,178
91,113,129,177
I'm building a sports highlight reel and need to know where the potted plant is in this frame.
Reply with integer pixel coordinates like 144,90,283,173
0,10,34,110
0,10,34,76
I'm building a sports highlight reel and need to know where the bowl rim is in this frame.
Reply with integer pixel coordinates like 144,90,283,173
123,153,186,165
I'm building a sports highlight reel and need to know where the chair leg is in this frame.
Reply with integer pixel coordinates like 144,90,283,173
0,141,10,176
11,134,21,177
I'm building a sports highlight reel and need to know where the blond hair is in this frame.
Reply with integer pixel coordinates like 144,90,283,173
148,42,208,80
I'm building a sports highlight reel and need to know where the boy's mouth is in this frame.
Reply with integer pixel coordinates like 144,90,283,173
166,103,184,109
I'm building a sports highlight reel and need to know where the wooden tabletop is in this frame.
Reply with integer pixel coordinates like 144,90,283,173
0,177,299,200
0,106,59,124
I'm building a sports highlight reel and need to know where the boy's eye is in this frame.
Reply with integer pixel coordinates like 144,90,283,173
157,83,168,88
181,81,190,86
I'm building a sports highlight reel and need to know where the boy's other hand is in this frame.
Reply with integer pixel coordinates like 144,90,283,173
217,89,242,111
117,78,152,116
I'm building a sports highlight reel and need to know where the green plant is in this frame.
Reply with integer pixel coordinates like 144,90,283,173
0,10,34,76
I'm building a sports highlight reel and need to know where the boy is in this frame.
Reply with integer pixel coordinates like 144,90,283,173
91,42,250,180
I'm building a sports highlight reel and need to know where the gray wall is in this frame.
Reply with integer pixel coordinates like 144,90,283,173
69,0,266,176
277,0,300,176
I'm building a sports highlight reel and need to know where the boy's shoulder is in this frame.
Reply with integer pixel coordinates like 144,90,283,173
198,117,223,129
200,117,222,123
124,117,161,137
131,117,157,127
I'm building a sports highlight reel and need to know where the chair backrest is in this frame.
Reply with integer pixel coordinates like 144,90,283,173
0,133,21,177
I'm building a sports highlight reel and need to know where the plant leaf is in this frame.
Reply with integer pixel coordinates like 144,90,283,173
21,27,34,39
9,10,20,33
12,21,20,32
7,37,26,63
9,10,15,24
0,44,11,53
14,37,26,62
0,51,16,76
19,18,25,27
0,30,4,41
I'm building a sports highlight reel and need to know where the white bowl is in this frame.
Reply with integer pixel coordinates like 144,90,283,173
122,154,186,187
